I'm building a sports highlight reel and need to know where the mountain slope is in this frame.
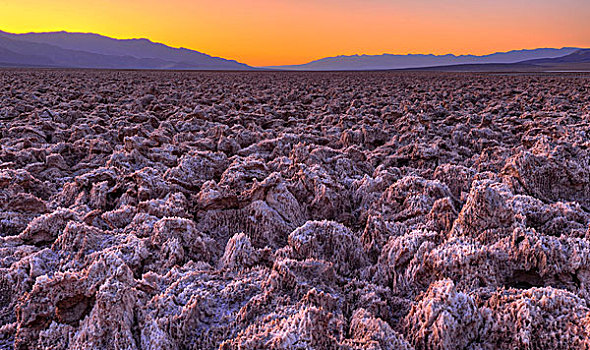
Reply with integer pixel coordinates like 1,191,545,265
0,45,57,67
400,49,590,72
269,48,582,71
523,48,590,64
0,30,252,70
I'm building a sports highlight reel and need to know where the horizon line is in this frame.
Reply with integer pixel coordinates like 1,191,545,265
1,29,587,68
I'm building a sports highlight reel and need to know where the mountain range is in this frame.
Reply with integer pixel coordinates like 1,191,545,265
268,48,584,71
407,49,590,72
0,30,588,71
0,30,252,70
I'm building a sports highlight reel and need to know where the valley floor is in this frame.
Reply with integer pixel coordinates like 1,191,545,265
0,70,589,349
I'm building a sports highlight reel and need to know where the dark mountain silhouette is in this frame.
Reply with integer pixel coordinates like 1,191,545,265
0,30,587,72
269,48,583,71
404,49,590,72
523,48,590,64
0,30,252,70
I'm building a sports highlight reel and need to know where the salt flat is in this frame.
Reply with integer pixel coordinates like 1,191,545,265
0,70,589,349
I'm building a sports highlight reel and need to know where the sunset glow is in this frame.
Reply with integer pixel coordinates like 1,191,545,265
1,0,589,66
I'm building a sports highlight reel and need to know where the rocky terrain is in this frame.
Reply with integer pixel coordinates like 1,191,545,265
0,69,589,349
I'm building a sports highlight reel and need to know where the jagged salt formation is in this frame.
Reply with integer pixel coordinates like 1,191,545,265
0,70,589,349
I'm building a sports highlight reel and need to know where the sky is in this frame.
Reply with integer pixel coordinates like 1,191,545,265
1,0,589,66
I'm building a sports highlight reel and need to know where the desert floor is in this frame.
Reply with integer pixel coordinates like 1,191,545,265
0,70,589,349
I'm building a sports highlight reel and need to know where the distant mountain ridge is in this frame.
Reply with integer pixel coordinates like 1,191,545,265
0,30,587,71
0,30,252,70
402,49,590,72
269,48,584,71
523,48,590,64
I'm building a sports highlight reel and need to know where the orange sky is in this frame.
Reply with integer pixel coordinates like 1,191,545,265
1,0,589,66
